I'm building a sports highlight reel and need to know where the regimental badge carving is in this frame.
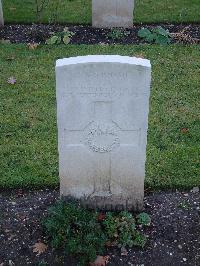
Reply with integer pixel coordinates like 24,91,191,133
85,122,120,153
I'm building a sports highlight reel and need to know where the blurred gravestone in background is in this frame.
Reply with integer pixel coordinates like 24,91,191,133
0,0,4,26
92,0,134,28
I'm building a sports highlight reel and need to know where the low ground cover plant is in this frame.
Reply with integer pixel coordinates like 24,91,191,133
138,26,171,44
46,27,74,45
44,201,151,265
107,28,130,41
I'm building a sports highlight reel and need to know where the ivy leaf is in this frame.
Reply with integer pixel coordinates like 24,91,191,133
7,77,17,85
154,26,171,37
138,28,151,38
32,242,48,256
46,35,59,45
155,34,170,45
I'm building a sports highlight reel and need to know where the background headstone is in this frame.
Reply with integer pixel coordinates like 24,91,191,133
92,0,134,28
0,0,4,27
56,55,151,211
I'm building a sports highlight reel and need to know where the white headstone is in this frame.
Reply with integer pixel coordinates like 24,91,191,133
92,0,134,28
56,55,151,211
0,0,4,27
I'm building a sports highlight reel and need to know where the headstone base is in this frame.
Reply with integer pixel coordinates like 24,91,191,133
61,194,144,211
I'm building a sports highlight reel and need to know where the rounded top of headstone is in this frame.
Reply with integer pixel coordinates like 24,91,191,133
56,55,151,68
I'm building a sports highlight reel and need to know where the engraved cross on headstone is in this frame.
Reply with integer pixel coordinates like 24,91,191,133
64,101,140,197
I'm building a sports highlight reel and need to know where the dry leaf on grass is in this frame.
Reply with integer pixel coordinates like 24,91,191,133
90,255,110,266
28,43,39,50
7,77,17,85
97,213,106,221
133,53,145,59
180,128,189,133
32,242,48,255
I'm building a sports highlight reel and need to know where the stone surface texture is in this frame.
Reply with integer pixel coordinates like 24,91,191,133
92,0,134,28
56,55,151,211
0,0,4,27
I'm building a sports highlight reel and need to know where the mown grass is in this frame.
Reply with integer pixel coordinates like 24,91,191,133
2,0,200,24
0,44,199,190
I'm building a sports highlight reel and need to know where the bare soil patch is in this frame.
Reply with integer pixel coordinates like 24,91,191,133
0,23,199,44
0,189,199,265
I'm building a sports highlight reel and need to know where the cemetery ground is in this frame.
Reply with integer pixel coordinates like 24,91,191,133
0,44,200,265
0,189,199,266
0,1,200,265
0,23,200,45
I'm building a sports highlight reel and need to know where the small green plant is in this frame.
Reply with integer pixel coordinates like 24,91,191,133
103,211,146,248
37,260,48,266
137,212,151,226
138,26,171,44
44,201,151,265
107,28,130,41
44,201,106,265
132,231,147,248
178,201,190,210
46,27,74,45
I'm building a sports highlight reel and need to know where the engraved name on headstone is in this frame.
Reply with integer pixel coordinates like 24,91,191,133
92,0,134,28
56,55,151,211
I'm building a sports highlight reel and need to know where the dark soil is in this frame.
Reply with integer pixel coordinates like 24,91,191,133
0,189,199,266
0,23,199,45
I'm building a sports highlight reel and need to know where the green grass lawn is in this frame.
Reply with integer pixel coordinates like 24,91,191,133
2,0,200,24
0,44,199,190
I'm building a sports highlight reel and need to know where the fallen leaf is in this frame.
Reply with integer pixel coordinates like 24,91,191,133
97,213,106,221
134,53,145,59
121,246,128,256
9,7,16,11
32,242,48,256
180,127,189,133
28,43,39,50
7,77,17,85
90,255,110,266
